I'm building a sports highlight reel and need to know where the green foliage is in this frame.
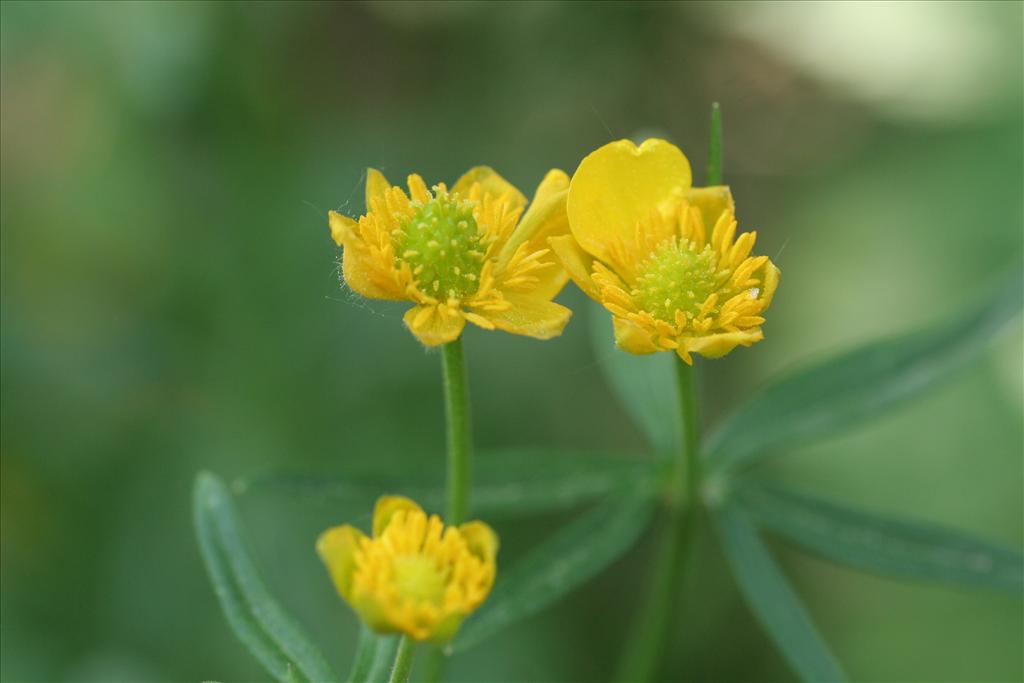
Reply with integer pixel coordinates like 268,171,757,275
238,448,665,519
347,626,399,683
588,301,682,456
190,105,1023,683
218,453,662,666
194,260,1022,682
193,472,339,683
193,189,1021,683
715,506,846,683
452,493,657,653
705,271,1023,474
589,267,1023,682
733,478,1024,593
4,3,1021,681
469,450,663,518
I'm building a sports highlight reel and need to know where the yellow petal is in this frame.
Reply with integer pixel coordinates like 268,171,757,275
549,235,600,300
495,170,571,300
612,316,660,354
452,166,527,210
403,305,466,346
343,245,405,300
316,524,367,602
328,210,357,247
759,260,781,308
682,329,764,359
463,311,496,330
498,169,570,262
675,347,694,365
366,168,391,211
472,293,571,340
372,495,423,537
567,139,691,263
459,521,500,564
351,590,395,634
687,185,735,236
526,266,569,303
529,169,570,210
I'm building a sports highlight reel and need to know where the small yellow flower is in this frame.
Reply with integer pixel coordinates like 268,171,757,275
317,495,498,642
551,139,780,364
328,166,573,346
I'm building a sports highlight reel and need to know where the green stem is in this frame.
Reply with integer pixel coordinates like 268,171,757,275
708,101,723,186
421,646,447,683
616,357,701,682
388,636,416,683
424,339,473,683
441,338,471,525
616,102,719,682
676,357,701,509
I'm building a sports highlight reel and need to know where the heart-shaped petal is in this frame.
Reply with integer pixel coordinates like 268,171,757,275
567,138,692,264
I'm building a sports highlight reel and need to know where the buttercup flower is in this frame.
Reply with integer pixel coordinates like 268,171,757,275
317,495,498,642
551,139,780,364
328,166,572,345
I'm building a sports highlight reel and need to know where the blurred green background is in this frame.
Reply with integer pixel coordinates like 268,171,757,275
2,1,1022,681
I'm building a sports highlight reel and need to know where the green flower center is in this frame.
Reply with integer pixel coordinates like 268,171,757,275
392,555,448,605
396,196,484,300
632,241,725,323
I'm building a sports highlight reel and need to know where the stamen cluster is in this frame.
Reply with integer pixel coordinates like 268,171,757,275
397,192,485,300
632,239,725,323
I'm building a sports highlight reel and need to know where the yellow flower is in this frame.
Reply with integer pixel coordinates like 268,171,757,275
328,166,573,346
316,495,498,642
551,139,780,364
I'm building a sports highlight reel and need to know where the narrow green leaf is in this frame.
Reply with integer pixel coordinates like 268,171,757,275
346,627,378,683
470,450,662,516
716,505,846,682
368,643,399,683
367,638,400,683
237,448,665,519
735,479,1024,592
451,492,656,653
707,102,723,185
347,625,398,683
193,472,340,683
706,272,1023,473
588,300,682,456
